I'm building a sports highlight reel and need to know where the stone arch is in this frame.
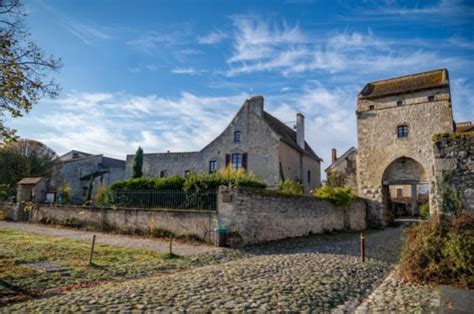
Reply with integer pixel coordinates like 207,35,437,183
381,156,429,220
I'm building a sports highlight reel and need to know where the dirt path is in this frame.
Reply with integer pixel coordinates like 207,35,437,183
0,221,218,256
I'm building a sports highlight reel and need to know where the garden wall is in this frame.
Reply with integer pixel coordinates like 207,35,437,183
29,205,218,242
217,186,366,246
432,134,474,214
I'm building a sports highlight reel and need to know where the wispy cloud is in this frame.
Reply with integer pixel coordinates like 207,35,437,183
225,16,471,77
171,67,207,76
197,30,227,44
24,91,246,159
38,1,110,46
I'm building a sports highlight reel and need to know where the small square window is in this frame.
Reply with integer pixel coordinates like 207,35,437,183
397,100,403,106
234,131,241,143
397,125,409,138
428,95,435,102
369,105,375,110
209,160,217,174
160,170,167,178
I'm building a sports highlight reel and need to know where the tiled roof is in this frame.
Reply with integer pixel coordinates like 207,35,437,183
17,177,44,185
455,121,474,133
359,69,449,99
263,111,321,161
325,147,357,172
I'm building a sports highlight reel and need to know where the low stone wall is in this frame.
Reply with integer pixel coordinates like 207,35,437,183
217,187,366,246
30,205,218,242
432,134,474,214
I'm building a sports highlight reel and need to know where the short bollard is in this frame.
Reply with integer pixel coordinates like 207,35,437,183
89,234,96,265
360,232,365,263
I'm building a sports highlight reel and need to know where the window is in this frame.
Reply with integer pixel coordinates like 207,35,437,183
397,100,403,106
234,131,241,143
209,160,217,174
160,170,167,178
397,125,409,138
369,105,375,110
397,188,403,197
231,153,242,170
307,170,311,183
428,95,435,102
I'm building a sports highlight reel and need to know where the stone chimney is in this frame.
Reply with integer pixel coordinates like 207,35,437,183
332,148,337,164
247,96,264,117
296,113,305,150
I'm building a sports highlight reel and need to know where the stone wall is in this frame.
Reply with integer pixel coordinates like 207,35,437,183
29,205,218,242
217,186,366,246
432,134,474,214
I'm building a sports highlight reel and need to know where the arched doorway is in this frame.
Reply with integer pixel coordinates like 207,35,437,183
381,157,428,218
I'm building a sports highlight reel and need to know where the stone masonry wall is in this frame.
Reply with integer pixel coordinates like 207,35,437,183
432,134,474,214
217,186,366,246
29,205,218,242
357,87,454,226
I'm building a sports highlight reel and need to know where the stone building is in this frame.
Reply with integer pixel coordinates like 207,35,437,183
126,96,322,191
356,69,455,226
324,147,357,191
50,150,126,203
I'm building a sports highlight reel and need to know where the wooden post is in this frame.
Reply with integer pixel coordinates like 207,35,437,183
360,232,365,263
169,236,173,255
89,234,96,265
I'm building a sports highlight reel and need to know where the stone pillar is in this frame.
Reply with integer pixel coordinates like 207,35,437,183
411,184,418,216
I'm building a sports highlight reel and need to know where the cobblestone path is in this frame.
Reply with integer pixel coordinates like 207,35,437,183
1,221,441,312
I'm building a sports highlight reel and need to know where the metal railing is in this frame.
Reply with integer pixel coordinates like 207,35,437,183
106,190,217,210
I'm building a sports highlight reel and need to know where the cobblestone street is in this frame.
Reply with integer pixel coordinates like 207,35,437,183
0,220,444,312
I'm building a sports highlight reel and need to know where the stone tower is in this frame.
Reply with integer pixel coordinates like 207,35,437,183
356,69,454,226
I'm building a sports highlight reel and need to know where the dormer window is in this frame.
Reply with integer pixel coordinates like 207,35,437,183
397,125,409,138
397,100,403,106
428,95,435,102
234,131,241,143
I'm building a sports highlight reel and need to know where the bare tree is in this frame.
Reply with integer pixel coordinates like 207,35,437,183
0,0,62,143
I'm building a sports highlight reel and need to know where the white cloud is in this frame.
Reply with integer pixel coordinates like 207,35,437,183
197,30,227,44
38,1,110,46
171,67,207,76
225,17,471,77
21,91,246,159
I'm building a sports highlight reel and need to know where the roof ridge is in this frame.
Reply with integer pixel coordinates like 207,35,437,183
366,68,447,85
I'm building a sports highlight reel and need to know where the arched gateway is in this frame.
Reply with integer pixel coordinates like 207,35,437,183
381,157,429,219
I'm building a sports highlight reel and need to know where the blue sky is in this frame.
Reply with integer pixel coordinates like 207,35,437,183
9,0,474,171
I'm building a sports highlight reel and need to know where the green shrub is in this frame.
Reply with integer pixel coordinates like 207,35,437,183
419,203,430,219
277,179,303,196
183,167,266,193
313,186,354,207
398,213,474,289
93,184,109,206
109,176,185,191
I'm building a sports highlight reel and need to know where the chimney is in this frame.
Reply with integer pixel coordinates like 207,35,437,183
247,96,264,116
296,113,305,150
332,148,337,164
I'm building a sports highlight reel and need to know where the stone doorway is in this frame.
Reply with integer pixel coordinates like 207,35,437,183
381,157,429,219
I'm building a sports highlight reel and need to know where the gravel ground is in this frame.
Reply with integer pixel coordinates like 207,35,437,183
0,221,218,256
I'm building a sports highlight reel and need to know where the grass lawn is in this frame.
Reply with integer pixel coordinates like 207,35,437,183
0,228,200,304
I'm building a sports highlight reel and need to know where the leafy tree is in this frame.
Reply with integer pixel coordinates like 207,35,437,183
0,0,61,143
0,138,57,199
132,146,143,178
